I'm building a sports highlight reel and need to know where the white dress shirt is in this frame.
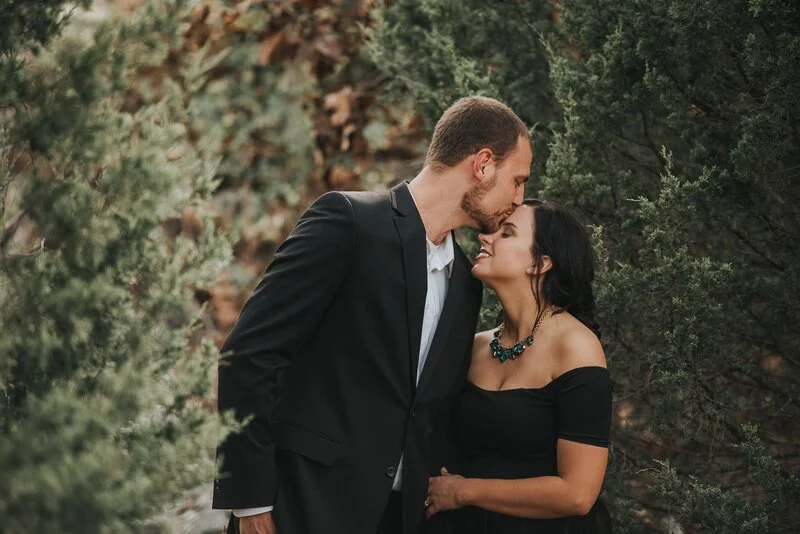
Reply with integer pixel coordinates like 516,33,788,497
234,194,454,517
392,230,454,490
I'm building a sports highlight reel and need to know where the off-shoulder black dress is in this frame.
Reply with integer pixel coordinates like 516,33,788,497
435,366,613,534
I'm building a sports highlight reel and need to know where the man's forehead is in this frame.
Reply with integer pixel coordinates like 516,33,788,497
513,141,533,166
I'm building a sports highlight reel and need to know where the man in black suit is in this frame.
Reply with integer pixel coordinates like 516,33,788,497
213,96,532,534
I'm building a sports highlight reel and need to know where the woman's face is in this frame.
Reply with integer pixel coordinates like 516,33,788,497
472,204,536,285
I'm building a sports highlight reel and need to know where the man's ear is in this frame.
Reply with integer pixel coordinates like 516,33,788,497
472,148,496,182
526,255,553,276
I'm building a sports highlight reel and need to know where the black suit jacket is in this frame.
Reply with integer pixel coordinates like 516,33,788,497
213,182,482,534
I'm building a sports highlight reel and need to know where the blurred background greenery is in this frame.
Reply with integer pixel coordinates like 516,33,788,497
1,0,797,532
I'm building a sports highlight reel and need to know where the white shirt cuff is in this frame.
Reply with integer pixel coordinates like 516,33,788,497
232,506,273,517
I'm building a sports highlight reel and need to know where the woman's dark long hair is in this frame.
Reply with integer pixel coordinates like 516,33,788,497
523,199,600,339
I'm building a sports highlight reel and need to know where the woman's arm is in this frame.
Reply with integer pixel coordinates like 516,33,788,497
426,438,607,519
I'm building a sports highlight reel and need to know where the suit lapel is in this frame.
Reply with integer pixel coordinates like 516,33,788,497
416,244,468,395
391,184,428,391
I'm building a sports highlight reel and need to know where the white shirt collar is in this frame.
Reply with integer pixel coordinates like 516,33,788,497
407,185,455,278
427,233,455,277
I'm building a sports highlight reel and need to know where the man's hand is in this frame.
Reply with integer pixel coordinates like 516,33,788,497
239,512,278,534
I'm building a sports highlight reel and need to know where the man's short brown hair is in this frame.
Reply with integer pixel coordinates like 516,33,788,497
424,96,529,171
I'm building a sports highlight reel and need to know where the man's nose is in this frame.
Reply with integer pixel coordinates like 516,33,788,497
513,187,524,206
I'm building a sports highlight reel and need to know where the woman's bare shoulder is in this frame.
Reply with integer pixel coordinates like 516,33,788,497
552,317,606,372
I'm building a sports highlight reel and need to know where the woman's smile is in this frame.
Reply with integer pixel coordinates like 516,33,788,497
475,247,492,261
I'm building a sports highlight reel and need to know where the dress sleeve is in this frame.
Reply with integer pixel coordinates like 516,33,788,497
555,367,613,447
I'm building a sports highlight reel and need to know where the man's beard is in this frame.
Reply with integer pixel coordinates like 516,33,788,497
461,178,508,233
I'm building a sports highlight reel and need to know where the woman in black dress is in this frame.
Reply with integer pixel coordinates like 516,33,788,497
424,199,613,534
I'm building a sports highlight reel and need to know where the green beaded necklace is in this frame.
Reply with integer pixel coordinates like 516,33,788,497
490,306,555,363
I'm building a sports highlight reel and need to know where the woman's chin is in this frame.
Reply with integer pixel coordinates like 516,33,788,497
471,262,490,281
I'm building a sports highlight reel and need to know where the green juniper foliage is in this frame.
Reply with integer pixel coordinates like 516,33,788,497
365,0,558,180
368,0,800,531
188,7,317,205
0,1,233,532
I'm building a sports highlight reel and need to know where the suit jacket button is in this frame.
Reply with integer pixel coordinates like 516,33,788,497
410,408,416,417
385,466,397,478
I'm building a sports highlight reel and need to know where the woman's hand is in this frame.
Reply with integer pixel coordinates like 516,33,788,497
425,467,468,519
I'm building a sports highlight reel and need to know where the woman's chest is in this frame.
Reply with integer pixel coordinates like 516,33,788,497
454,383,558,458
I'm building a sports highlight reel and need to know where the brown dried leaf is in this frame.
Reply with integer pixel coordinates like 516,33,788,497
259,31,286,66
114,0,146,11
356,0,376,17
189,3,210,25
323,86,353,127
313,148,325,167
314,35,346,62
761,354,784,375
328,164,355,187
180,206,204,240
222,10,239,30
340,123,357,152
689,104,706,119
211,281,243,332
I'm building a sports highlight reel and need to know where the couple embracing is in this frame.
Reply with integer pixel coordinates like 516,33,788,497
213,97,613,534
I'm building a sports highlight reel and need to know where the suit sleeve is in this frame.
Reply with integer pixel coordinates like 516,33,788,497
213,191,356,509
